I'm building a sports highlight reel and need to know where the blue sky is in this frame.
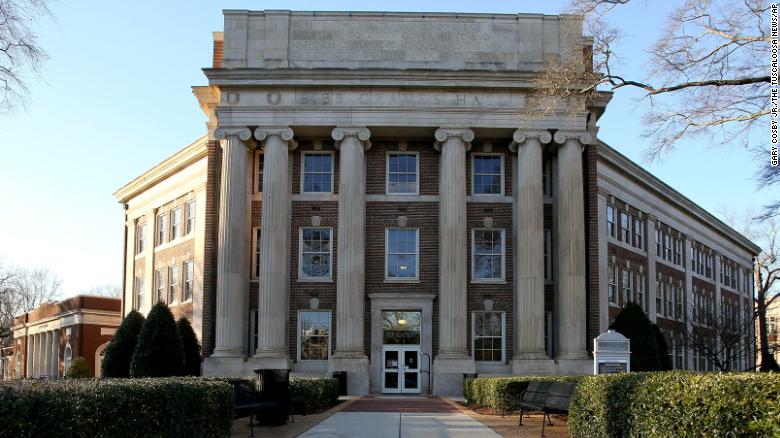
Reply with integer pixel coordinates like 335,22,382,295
0,1,766,297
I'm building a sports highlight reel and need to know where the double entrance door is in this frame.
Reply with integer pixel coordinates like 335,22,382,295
381,346,421,394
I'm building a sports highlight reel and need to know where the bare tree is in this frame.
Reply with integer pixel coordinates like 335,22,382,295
0,262,18,347
79,283,122,298
684,302,755,371
10,265,60,314
0,0,52,113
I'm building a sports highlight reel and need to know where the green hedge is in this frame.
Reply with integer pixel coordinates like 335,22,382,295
0,378,233,438
464,375,583,411
569,372,780,437
290,377,339,414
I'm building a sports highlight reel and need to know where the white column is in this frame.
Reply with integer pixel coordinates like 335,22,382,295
432,128,476,396
597,192,610,332
50,330,58,377
329,127,371,394
253,127,297,369
553,131,591,361
143,210,156,310
211,127,252,359
509,130,552,367
123,217,137,316
42,332,50,377
33,334,40,377
646,215,658,321
25,334,32,377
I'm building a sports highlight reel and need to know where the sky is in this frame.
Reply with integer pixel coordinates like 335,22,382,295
0,1,768,298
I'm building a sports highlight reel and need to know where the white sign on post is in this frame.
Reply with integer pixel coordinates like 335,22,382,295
593,330,631,375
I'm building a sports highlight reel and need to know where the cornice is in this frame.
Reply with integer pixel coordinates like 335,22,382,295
597,141,761,255
114,136,208,203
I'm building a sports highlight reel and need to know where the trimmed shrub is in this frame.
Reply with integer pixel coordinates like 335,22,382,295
101,309,145,378
652,323,673,371
569,371,780,437
0,378,233,437
610,302,661,371
176,317,201,376
130,302,184,377
463,376,583,411
289,377,339,414
65,357,91,378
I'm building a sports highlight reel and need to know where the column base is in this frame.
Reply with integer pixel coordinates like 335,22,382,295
202,356,248,377
555,358,592,375
328,354,370,395
433,356,475,396
247,354,293,371
511,358,557,375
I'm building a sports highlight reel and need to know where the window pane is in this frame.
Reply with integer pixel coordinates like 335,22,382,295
473,156,502,194
303,154,332,193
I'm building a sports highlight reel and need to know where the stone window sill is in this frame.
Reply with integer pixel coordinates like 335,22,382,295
297,277,333,283
384,278,420,284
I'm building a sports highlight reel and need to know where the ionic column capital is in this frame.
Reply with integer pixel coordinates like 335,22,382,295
254,127,297,150
434,128,474,151
508,129,552,153
553,130,595,145
332,126,372,151
214,127,252,142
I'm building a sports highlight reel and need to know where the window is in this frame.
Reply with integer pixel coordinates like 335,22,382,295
543,230,552,281
185,201,196,235
656,227,662,257
299,227,332,279
608,265,617,304
155,269,164,303
656,280,663,315
168,265,179,303
637,273,645,310
298,311,330,361
664,234,672,262
622,270,632,305
472,229,505,281
706,254,712,279
382,311,421,344
472,311,505,362
183,261,194,302
542,158,553,197
156,213,168,246
674,239,682,266
253,228,261,279
256,152,264,193
472,154,503,195
170,208,182,240
607,206,616,238
620,212,631,244
134,276,144,310
387,152,418,194
667,284,675,319
386,228,418,279
691,243,697,272
136,223,146,254
633,218,643,249
676,287,684,320
302,152,333,193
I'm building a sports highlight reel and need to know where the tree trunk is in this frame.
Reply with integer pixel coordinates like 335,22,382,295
757,289,780,372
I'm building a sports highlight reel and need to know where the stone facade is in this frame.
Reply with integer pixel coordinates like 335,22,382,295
114,10,760,395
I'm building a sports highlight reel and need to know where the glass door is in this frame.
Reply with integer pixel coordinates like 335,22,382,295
401,349,420,393
382,348,401,394
381,346,421,394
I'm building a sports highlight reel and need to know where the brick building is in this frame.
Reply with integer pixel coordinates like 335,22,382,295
114,10,759,395
8,296,121,378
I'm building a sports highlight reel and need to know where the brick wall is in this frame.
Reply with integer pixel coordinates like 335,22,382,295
202,140,220,356
213,40,223,68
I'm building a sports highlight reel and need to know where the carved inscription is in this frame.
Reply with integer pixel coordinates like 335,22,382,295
289,20,518,68
255,90,523,109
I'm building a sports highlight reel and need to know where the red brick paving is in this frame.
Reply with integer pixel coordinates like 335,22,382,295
341,396,461,413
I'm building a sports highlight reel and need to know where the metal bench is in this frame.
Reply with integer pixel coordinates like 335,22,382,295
229,379,265,437
517,381,554,426
517,381,577,437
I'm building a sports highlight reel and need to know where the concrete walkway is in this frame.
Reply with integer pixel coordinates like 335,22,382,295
299,396,500,437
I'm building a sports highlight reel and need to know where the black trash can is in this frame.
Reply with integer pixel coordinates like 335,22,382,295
332,371,348,396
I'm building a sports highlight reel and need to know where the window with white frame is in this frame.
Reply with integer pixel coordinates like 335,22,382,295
168,265,179,303
298,310,330,361
622,269,632,304
543,230,552,281
387,152,418,194
136,223,146,254
674,239,682,265
183,260,194,302
302,152,333,193
656,279,663,315
637,273,645,310
472,229,505,281
633,218,643,249
155,269,164,303
472,154,503,195
185,201,196,235
620,212,631,244
253,228,261,279
608,264,617,304
156,213,168,246
664,234,673,262
255,152,264,193
386,228,419,279
607,206,616,238
134,276,144,310
170,208,182,240
656,227,663,257
667,284,675,319
299,227,332,279
472,311,505,362
676,287,684,320
542,158,552,198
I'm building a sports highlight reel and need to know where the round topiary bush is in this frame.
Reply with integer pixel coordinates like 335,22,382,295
610,302,662,371
176,316,202,376
101,309,145,378
65,357,91,378
130,302,184,377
